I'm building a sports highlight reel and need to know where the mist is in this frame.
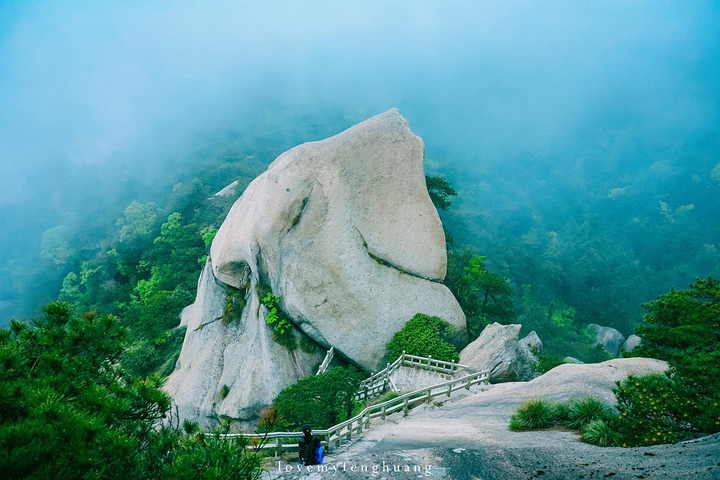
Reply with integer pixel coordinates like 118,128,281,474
1,1,719,326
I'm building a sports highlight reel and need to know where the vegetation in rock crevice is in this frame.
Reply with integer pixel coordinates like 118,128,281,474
259,289,296,351
222,285,247,324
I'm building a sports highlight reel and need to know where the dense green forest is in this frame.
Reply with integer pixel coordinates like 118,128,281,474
2,118,718,373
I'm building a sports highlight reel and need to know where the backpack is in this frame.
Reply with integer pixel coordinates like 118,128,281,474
316,445,324,464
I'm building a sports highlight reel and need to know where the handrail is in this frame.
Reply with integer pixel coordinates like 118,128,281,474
217,368,490,456
356,351,469,402
316,347,334,375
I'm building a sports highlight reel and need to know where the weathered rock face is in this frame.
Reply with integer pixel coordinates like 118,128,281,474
165,109,467,427
589,323,626,356
622,334,642,353
459,323,540,382
516,331,543,381
165,261,324,430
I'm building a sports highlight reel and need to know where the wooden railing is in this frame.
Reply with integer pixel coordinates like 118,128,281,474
217,368,489,456
316,347,334,375
356,351,468,401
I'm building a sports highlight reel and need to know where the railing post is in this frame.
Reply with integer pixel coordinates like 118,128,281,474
447,383,452,397
426,390,432,404
427,355,432,370
466,376,471,390
275,437,282,457
403,396,409,416
451,358,456,374
381,404,387,420
402,350,406,366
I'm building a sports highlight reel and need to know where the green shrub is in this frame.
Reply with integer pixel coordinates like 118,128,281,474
387,313,459,362
0,302,263,479
612,373,685,446
533,349,566,374
299,333,317,354
566,397,613,430
581,419,621,447
260,292,296,351
509,399,557,430
369,391,401,406
272,366,366,429
222,285,246,324
611,278,720,447
553,402,569,422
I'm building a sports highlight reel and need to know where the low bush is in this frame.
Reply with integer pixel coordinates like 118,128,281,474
566,397,613,430
581,419,621,447
509,398,557,430
272,366,366,430
387,313,459,362
509,396,619,448
260,292,296,351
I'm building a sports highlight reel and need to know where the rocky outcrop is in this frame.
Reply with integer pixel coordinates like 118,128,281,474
459,323,540,382
165,109,467,427
165,261,324,430
622,334,642,353
516,331,543,381
589,323,625,356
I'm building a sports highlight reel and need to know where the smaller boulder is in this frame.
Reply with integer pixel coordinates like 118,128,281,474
589,323,625,356
563,356,583,364
622,334,642,353
516,331,543,381
459,323,542,383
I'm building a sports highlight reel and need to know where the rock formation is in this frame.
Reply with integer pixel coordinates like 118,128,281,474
459,323,541,382
622,334,642,353
165,109,467,428
589,323,625,356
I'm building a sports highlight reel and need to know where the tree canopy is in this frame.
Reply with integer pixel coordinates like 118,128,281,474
272,366,366,430
0,301,263,479
387,313,459,362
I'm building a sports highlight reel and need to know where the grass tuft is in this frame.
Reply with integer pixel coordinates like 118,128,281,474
567,397,613,429
509,398,557,430
581,418,621,447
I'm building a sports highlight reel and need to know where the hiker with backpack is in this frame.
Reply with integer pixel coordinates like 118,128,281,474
298,425,324,466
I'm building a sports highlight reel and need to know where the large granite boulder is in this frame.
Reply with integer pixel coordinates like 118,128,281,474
589,323,626,356
459,323,540,382
165,109,467,428
622,334,642,354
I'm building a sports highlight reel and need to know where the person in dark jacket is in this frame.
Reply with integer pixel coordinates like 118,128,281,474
298,425,321,465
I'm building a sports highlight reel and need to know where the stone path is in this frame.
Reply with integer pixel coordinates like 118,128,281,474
261,359,720,479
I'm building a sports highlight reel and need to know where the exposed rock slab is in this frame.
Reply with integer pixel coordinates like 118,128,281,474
263,358,704,480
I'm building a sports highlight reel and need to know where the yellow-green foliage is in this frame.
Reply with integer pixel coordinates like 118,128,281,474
260,292,296,350
222,286,246,324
